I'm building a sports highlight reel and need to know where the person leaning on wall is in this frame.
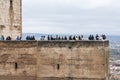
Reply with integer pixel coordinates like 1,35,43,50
6,36,11,40
16,36,21,40
0,35,4,40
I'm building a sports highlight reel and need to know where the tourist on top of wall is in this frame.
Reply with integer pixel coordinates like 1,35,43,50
40,36,45,40
102,34,106,40
88,35,94,40
95,34,107,40
26,35,35,40
16,36,21,40
96,34,99,40
0,35,4,40
6,36,11,40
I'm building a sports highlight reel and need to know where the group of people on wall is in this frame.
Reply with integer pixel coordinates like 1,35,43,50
88,34,106,40
47,35,84,41
46,34,106,41
26,35,35,40
0,34,107,41
25,34,106,41
0,35,21,40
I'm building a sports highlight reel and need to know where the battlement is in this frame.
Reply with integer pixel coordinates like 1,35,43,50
0,41,109,80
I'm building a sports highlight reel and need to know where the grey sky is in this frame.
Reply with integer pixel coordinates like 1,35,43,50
22,0,120,35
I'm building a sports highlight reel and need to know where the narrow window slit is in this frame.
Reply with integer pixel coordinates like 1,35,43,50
57,64,60,70
15,62,18,70
10,0,13,9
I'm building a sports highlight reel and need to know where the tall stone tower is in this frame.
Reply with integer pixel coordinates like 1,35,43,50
0,0,22,40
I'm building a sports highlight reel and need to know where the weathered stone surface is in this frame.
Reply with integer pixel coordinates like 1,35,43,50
0,0,22,39
0,41,109,80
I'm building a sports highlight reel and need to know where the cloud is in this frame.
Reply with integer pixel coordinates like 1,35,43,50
22,0,120,35
23,0,120,9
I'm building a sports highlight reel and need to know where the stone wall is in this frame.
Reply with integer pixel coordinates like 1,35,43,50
0,0,22,39
0,41,109,80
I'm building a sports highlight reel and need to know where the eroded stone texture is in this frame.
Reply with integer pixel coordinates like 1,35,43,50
0,0,22,39
0,41,109,80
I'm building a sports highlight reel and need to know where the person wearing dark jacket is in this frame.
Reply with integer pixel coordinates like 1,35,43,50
6,36,11,40
96,34,99,40
102,34,106,40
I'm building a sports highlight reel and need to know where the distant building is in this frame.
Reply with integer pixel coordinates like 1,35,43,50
0,0,22,40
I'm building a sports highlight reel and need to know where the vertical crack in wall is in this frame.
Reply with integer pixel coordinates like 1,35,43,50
9,0,14,35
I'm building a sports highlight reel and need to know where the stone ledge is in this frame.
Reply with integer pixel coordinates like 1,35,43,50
37,40,109,48
0,76,106,80
0,40,109,48
37,77,106,80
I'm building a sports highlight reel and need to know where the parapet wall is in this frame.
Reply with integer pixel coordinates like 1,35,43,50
0,41,109,80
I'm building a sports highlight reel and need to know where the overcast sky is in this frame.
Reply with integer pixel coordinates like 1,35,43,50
22,0,120,35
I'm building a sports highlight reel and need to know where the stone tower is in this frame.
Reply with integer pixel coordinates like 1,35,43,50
0,0,22,40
